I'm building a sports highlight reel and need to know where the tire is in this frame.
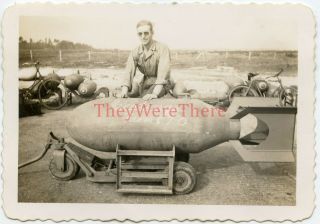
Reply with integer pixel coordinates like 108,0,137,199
49,153,79,181
175,152,190,163
173,162,197,195
38,79,69,110
228,85,259,102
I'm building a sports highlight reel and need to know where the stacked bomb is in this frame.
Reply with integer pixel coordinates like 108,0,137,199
64,71,97,97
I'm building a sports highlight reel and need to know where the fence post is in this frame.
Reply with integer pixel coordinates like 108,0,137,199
248,51,252,61
88,51,91,61
59,50,62,62
273,52,277,60
30,50,33,61
195,52,202,61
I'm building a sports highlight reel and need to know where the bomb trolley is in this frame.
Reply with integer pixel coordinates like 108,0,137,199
18,97,297,195
19,132,195,195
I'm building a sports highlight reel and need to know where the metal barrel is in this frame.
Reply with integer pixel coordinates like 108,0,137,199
66,98,240,153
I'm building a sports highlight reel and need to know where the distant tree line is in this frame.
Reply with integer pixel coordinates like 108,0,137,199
19,36,93,50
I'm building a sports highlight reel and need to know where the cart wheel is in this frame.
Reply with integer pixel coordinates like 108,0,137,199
39,79,69,110
228,85,259,102
49,153,79,181
173,162,197,195
175,152,190,163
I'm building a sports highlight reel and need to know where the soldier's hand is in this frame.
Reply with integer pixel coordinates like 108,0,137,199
143,93,158,100
120,86,129,98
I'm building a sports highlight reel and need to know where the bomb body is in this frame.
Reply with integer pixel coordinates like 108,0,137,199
67,98,240,153
64,73,84,90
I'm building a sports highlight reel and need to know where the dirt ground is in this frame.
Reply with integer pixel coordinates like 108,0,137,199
18,102,296,205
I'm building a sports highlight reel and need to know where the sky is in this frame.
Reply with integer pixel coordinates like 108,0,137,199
19,4,298,50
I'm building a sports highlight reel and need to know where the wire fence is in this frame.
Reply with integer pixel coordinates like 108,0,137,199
19,49,298,72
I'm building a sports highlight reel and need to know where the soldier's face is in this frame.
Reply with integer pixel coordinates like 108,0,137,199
137,25,153,46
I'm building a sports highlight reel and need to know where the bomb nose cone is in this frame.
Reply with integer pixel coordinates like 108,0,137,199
77,80,97,97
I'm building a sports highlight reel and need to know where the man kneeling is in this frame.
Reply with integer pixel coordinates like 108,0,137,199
120,20,171,100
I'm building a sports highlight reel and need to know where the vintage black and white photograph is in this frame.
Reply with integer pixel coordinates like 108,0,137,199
2,3,315,221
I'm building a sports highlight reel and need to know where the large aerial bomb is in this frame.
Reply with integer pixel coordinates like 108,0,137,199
64,72,84,90
77,80,97,97
19,67,37,81
18,97,296,196
46,71,61,81
172,81,201,99
67,98,240,153
44,71,61,89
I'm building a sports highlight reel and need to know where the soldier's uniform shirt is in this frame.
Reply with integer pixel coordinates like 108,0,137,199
122,41,171,95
